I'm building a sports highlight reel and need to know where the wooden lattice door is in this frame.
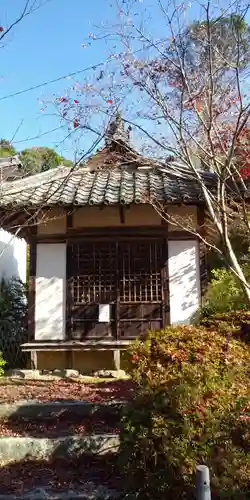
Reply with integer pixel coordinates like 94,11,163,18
118,240,167,339
67,238,168,340
68,241,117,339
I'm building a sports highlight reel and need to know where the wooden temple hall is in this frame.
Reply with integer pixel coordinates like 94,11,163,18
0,116,205,372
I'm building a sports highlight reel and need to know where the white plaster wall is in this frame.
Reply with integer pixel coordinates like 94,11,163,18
35,243,66,340
0,229,26,283
168,240,201,324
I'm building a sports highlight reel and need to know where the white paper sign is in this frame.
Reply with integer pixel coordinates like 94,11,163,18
98,304,110,323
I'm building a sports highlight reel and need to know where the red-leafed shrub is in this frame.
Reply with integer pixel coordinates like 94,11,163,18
119,326,250,499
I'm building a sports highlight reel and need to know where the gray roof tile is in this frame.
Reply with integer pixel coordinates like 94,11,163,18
0,165,205,209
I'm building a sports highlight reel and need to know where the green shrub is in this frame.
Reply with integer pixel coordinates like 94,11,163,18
200,266,250,317
0,278,28,369
200,310,250,342
120,326,250,499
0,138,16,158
0,351,6,376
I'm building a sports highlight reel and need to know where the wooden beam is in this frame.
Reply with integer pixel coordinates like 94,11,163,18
28,226,37,343
168,231,199,240
21,339,133,352
34,228,199,244
35,225,169,243
67,225,168,237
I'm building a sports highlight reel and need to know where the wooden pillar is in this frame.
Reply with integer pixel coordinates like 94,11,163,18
66,350,73,369
31,351,37,370
197,204,208,302
66,210,73,341
28,226,37,342
113,349,121,371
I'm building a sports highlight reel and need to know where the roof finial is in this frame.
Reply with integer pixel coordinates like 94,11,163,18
105,113,131,148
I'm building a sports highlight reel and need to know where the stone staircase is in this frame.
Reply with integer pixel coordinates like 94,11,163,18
0,400,124,500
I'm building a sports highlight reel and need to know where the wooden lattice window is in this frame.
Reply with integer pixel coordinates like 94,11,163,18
70,241,117,304
67,238,167,339
119,241,163,303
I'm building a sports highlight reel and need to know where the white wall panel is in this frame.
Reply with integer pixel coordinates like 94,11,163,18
35,243,66,340
168,240,201,324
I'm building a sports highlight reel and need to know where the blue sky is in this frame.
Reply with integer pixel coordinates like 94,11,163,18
0,0,122,159
0,0,197,161
0,0,242,161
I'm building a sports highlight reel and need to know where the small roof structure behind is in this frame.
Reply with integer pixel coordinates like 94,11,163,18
0,155,23,181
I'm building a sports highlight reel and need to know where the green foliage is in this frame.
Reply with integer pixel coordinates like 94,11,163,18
0,351,6,376
0,139,73,175
187,13,250,71
120,326,250,499
0,278,28,369
207,224,250,270
200,310,250,342
200,266,250,317
20,147,73,175
0,139,16,158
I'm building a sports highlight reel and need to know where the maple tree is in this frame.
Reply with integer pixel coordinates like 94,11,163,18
53,0,250,303
0,1,50,46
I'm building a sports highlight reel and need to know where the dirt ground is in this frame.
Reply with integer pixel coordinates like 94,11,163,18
0,378,135,403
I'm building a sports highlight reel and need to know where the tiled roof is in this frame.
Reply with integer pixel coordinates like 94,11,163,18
0,165,206,209
0,155,23,181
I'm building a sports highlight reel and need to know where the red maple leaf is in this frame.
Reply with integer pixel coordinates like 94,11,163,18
59,97,67,103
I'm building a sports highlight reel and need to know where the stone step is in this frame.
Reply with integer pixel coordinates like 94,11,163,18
0,493,119,499
0,485,120,500
0,434,120,464
0,400,124,421
0,455,122,499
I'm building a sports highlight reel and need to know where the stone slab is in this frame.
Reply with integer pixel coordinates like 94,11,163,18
5,369,129,380
0,435,120,464
5,370,83,380
0,495,119,500
0,400,124,420
0,482,120,500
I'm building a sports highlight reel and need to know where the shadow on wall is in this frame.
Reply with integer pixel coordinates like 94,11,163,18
35,278,65,340
168,241,201,324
